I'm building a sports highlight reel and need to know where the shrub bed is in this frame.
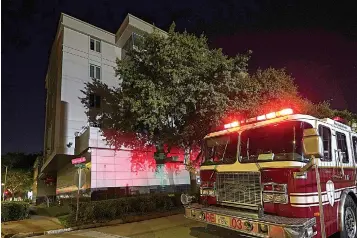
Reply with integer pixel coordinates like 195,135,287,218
1,202,30,222
33,205,70,217
67,193,183,225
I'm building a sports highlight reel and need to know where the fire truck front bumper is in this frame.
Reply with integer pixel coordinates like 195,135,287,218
184,203,317,238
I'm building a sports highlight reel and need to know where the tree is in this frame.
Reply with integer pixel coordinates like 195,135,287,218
239,68,357,124
2,152,40,170
81,24,251,173
5,169,32,200
81,25,356,191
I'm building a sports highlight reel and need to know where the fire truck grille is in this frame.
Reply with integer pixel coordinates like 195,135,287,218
216,172,261,209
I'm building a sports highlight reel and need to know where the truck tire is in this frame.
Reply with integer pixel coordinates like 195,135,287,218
341,195,357,238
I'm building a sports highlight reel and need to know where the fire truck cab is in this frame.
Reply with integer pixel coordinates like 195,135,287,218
181,109,357,238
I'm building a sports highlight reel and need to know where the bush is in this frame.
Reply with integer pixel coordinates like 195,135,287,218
1,202,30,221
58,215,70,227
33,205,70,217
67,193,182,225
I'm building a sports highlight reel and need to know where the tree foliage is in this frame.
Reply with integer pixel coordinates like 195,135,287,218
81,24,356,157
5,169,32,199
82,24,252,152
2,152,40,170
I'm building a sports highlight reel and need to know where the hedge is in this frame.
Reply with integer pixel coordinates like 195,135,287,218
1,202,30,222
33,205,70,217
67,193,183,225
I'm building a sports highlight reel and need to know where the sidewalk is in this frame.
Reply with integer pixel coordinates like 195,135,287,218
1,215,64,238
1,209,184,238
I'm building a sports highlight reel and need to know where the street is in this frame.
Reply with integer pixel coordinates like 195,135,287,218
33,214,245,238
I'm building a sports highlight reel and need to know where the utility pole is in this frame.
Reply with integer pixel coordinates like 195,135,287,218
75,168,82,222
2,166,8,201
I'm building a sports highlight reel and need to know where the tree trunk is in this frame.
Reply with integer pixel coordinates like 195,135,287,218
190,171,197,194
185,147,197,194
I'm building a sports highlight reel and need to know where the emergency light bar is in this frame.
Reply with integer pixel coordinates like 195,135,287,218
224,121,239,129
224,108,294,129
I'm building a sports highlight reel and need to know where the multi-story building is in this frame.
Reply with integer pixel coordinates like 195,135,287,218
36,13,192,202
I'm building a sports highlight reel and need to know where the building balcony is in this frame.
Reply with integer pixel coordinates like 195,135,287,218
75,126,112,155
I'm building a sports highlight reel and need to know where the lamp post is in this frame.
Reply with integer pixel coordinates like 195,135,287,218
2,166,8,201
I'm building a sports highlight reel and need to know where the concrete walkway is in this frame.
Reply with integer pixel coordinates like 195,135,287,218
32,214,244,238
1,215,64,237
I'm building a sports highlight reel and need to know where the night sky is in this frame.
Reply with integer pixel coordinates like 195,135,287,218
2,0,357,154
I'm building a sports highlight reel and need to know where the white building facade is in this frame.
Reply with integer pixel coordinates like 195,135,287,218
37,13,191,202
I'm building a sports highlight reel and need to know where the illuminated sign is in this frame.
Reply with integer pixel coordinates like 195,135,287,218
71,157,86,165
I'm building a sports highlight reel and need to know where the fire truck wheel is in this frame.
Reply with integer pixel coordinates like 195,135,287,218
341,195,357,238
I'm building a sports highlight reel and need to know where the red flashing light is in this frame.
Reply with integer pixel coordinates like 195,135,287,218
246,118,257,123
224,121,239,129
333,116,343,122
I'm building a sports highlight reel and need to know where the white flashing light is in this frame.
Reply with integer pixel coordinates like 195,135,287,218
224,121,240,129
266,112,277,119
276,108,293,116
257,115,266,121
255,108,293,122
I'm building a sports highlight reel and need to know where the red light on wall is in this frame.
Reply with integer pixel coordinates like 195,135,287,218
266,112,277,119
276,108,293,116
224,121,239,129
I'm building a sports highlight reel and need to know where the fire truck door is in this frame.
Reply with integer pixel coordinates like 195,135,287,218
351,135,357,185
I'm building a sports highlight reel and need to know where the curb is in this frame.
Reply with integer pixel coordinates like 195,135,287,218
6,209,184,238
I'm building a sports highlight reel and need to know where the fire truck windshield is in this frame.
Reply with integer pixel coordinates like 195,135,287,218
202,132,238,165
239,121,312,163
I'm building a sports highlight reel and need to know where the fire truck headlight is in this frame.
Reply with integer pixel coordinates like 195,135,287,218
200,189,215,196
263,193,274,203
273,194,288,204
263,193,288,204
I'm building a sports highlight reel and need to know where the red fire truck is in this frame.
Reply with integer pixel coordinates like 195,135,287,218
181,109,357,238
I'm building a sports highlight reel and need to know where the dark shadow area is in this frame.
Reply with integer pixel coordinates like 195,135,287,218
190,224,250,238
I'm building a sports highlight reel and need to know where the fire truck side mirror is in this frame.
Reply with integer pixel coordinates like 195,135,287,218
302,128,324,159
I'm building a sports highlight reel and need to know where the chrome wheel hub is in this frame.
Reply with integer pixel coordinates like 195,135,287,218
345,207,356,238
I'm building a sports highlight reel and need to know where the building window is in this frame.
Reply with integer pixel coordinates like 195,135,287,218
318,125,332,161
336,131,349,163
89,94,101,108
123,33,143,52
90,64,101,79
90,38,101,53
352,136,357,163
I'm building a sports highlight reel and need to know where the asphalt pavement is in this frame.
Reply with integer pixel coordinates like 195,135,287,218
32,214,245,238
